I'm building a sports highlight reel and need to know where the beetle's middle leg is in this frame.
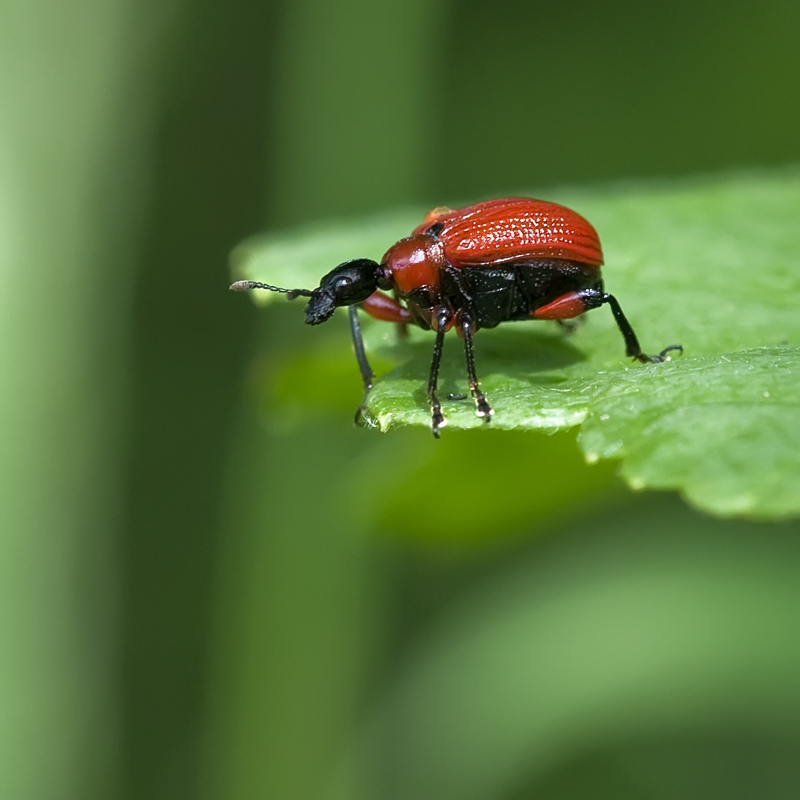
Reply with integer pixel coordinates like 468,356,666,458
459,314,493,422
427,308,451,437
350,294,413,424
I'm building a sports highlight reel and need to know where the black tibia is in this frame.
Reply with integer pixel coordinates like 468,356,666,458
460,315,493,421
581,290,682,363
349,306,374,424
427,310,450,438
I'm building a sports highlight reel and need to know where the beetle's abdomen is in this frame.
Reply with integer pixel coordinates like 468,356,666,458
416,198,603,268
448,259,599,329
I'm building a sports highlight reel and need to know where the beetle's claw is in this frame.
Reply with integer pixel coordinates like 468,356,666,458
639,343,683,363
659,344,683,360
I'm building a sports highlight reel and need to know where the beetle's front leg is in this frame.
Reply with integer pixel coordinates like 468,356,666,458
350,293,415,424
348,305,374,425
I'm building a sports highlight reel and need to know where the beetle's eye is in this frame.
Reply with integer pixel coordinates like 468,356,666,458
319,259,380,307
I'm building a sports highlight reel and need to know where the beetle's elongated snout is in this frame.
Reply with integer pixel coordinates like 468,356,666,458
304,290,336,325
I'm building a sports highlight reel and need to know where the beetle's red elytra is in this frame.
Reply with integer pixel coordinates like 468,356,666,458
231,198,681,437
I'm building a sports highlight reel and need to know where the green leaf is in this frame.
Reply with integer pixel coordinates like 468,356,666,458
232,169,800,519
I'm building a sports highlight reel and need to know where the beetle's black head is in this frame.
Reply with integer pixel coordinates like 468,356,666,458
304,258,381,325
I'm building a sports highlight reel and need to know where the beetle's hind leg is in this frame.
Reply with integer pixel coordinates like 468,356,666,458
601,293,682,362
460,315,493,422
532,288,682,363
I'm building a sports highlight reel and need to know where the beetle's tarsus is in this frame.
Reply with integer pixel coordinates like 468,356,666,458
431,407,446,438
354,397,370,427
472,387,493,421
476,399,493,420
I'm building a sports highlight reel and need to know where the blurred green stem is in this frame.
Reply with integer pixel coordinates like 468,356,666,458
266,0,446,225
204,0,447,797
0,2,178,798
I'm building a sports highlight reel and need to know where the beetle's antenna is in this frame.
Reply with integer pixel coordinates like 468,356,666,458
229,280,314,299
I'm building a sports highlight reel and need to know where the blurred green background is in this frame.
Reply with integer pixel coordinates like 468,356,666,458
2,1,800,799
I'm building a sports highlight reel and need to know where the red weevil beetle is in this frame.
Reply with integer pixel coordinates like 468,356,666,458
231,198,681,437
